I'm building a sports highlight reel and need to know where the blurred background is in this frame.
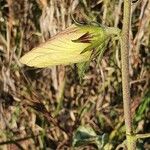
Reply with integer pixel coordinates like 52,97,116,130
0,0,149,149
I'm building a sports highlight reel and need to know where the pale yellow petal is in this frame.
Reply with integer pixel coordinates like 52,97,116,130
20,24,105,68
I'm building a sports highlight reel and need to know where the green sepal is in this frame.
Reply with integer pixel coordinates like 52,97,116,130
77,61,90,82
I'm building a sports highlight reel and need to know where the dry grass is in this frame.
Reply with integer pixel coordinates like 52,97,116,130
0,0,149,149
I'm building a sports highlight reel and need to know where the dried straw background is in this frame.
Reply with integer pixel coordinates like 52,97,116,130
0,0,149,149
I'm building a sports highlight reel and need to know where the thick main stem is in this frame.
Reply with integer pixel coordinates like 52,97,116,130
121,0,136,149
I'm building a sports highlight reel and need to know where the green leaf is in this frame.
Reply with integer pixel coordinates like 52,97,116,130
135,91,150,122
72,126,97,147
72,126,109,149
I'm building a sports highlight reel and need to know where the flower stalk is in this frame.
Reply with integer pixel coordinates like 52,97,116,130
121,0,136,149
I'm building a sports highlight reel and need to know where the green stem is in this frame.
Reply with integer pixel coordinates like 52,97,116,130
105,27,121,37
121,0,136,149
136,133,150,139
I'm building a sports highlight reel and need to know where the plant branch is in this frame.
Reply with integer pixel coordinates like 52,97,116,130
121,0,136,149
136,133,150,140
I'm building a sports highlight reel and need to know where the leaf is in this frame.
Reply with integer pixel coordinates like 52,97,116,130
72,125,98,147
20,24,107,68
72,125,109,149
135,91,150,122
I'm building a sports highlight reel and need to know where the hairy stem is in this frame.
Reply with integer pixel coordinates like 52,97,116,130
121,0,136,149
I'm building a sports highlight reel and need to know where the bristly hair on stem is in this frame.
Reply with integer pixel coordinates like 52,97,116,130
121,0,136,149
